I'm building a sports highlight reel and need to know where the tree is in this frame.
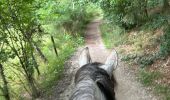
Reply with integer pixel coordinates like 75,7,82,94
96,0,149,29
163,0,169,10
0,0,41,98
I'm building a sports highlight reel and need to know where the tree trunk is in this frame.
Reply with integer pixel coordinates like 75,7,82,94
163,0,169,10
0,64,10,100
27,75,39,98
144,0,148,18
33,42,48,62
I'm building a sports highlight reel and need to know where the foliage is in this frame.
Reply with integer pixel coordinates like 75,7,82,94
97,0,170,99
139,70,161,86
0,0,41,98
37,0,101,35
147,0,163,8
1,0,169,99
139,70,170,100
100,21,126,48
137,55,156,68
140,14,168,31
159,26,170,58
0,0,92,99
122,53,157,68
98,0,148,29
155,85,170,100
39,32,83,92
95,0,169,29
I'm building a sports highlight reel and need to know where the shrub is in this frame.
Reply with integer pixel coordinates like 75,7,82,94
159,26,170,58
99,0,149,29
141,14,167,31
100,22,126,48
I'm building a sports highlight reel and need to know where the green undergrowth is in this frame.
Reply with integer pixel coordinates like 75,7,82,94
0,24,84,100
0,1,99,99
159,26,170,58
100,21,126,48
37,24,84,94
38,3,103,96
139,70,161,86
100,14,170,65
100,13,170,100
139,70,170,100
121,14,170,67
155,85,170,100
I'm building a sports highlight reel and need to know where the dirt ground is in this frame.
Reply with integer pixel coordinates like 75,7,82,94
42,20,160,100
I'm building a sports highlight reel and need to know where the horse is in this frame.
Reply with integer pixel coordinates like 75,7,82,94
70,47,118,100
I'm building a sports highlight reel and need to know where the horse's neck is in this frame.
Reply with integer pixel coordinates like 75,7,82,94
71,78,106,100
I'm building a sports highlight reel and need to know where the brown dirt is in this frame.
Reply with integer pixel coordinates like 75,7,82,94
41,20,160,100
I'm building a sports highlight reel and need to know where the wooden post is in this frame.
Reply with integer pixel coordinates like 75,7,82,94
51,35,59,57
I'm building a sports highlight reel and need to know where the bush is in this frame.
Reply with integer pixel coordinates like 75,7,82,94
141,14,167,31
56,2,102,35
99,0,149,29
159,26,170,57
38,28,84,93
100,22,126,48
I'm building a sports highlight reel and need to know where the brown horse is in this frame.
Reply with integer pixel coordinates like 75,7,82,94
70,47,118,100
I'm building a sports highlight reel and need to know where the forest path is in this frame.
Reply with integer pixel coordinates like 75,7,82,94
43,20,159,100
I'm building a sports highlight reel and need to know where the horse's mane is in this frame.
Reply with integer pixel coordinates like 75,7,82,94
72,62,116,100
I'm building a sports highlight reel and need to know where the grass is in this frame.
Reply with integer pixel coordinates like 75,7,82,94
140,14,167,31
100,13,170,100
100,22,127,48
139,69,170,100
159,26,170,58
40,36,83,87
0,3,99,98
36,24,84,95
155,85,170,100
139,70,161,86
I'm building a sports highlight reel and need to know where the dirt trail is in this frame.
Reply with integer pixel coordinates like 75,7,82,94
43,20,160,100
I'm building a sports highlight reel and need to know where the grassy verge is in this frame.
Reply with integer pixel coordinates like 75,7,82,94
139,70,170,100
0,24,84,100
0,1,102,99
100,22,127,48
100,13,170,100
36,24,84,96
40,34,84,89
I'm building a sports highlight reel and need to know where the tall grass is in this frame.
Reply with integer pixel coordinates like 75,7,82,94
37,24,84,93
40,35,83,87
100,22,126,48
